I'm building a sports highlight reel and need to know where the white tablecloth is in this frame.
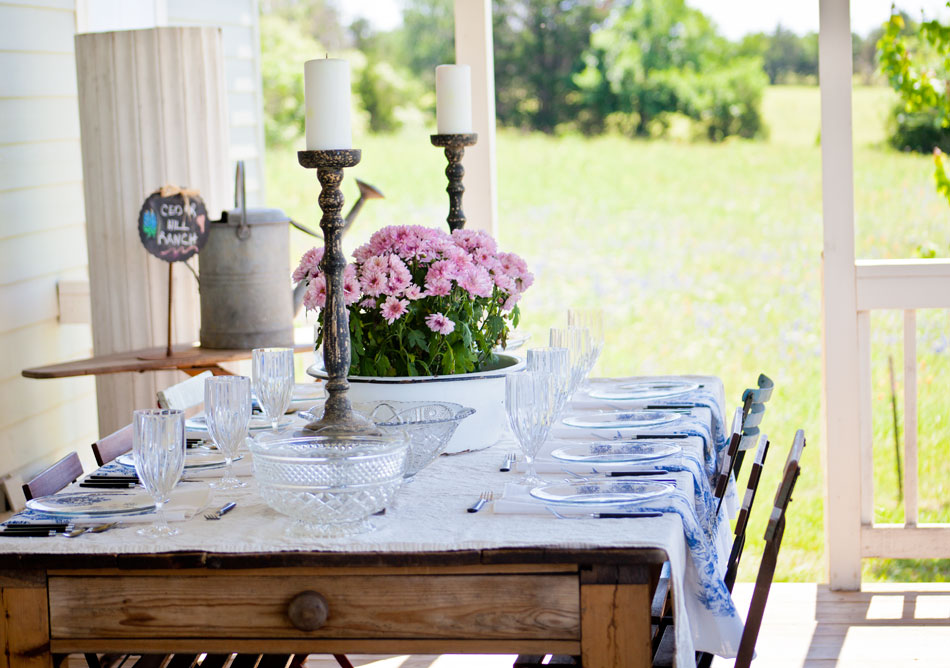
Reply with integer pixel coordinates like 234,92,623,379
1,378,742,668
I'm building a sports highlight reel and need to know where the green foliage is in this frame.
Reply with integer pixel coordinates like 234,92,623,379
492,0,609,133
879,8,950,213
574,0,766,140
260,14,321,145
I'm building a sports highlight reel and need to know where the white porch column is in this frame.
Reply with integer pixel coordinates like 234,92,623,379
453,0,497,235
819,0,862,590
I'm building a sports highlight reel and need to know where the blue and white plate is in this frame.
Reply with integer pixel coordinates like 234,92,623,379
26,490,155,516
530,480,673,505
561,410,683,430
550,440,681,464
116,451,241,471
588,380,699,401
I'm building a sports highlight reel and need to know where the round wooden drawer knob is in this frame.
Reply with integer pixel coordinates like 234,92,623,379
287,590,329,631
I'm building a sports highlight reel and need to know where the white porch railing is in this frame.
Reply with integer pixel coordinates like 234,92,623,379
856,259,950,560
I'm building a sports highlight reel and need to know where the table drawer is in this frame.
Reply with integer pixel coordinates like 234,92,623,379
49,573,580,640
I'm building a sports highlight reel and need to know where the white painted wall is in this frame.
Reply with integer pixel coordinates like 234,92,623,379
0,0,98,509
0,0,267,509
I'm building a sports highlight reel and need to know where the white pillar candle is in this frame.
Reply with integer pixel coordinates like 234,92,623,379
435,64,472,134
304,58,352,150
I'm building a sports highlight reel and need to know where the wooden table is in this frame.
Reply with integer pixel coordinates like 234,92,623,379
0,545,666,668
20,343,313,380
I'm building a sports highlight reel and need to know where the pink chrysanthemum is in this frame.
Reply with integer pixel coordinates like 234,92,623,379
425,277,452,297
361,269,387,297
404,284,424,300
293,247,324,282
360,297,377,309
302,275,327,310
380,296,409,324
425,312,455,335
458,265,494,298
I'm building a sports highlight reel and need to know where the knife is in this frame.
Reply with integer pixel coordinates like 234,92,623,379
80,481,138,489
0,528,59,537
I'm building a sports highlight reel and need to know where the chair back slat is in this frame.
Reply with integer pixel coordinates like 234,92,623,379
92,424,133,466
714,407,744,503
723,434,771,594
742,402,765,429
22,452,83,501
734,429,805,668
741,373,774,404
733,433,771,539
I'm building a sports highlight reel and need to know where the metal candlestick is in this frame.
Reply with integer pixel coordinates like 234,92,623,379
298,149,377,435
430,133,477,231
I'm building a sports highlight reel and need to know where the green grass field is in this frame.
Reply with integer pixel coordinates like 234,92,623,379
267,85,950,582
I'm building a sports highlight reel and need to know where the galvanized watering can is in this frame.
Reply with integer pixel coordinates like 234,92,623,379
198,162,382,350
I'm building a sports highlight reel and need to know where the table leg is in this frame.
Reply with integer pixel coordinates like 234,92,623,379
580,566,652,668
0,570,52,668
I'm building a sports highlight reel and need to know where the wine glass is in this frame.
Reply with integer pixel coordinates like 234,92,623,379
505,371,560,486
526,347,571,414
549,326,593,398
205,375,251,489
252,347,295,430
133,409,185,537
568,308,605,385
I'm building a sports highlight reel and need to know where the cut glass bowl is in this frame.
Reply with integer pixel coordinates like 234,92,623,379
248,430,407,537
352,401,476,479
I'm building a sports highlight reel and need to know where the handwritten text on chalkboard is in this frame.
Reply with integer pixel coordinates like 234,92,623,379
137,189,209,262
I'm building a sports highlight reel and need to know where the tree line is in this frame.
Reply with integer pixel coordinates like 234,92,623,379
259,0,895,145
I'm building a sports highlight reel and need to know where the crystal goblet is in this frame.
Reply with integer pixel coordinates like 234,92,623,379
133,409,185,537
505,371,560,486
252,347,295,430
205,375,251,489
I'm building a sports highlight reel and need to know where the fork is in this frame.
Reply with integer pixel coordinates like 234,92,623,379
467,491,493,513
204,501,237,520
62,522,118,538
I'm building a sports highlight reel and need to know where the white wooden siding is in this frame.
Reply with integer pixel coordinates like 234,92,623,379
0,0,98,509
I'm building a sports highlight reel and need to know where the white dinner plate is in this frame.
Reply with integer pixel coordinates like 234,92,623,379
116,451,241,470
550,440,681,464
561,411,683,430
26,490,155,516
587,380,699,401
530,480,673,505
186,415,293,432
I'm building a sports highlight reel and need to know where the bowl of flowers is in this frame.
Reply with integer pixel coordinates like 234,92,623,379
298,224,532,453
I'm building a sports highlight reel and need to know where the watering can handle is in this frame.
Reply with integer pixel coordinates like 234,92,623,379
235,161,250,240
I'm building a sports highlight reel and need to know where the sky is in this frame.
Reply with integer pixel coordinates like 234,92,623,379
337,0,950,39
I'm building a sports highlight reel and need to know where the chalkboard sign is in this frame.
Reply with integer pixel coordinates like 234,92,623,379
137,188,209,262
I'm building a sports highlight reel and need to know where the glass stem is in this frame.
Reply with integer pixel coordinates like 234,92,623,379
524,453,537,480
271,415,279,431
223,456,233,482
156,501,169,532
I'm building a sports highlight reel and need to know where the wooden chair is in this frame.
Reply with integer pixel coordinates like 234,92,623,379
22,452,83,501
655,430,803,668
731,429,804,668
91,424,133,466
